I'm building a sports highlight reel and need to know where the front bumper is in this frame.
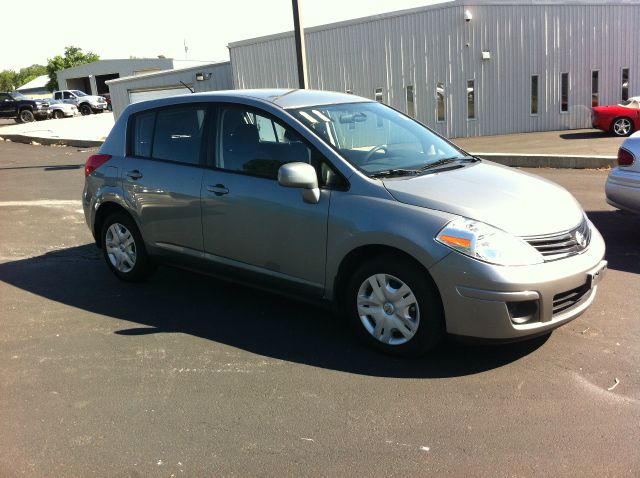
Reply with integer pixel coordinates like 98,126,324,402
428,224,607,339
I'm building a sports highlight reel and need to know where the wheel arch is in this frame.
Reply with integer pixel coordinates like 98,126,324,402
332,244,442,309
93,201,134,248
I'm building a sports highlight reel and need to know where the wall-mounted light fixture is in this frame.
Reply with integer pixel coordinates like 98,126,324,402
195,72,211,81
464,9,473,22
481,50,491,60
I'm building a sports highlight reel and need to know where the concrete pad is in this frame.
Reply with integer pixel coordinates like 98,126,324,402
0,113,114,148
453,129,625,157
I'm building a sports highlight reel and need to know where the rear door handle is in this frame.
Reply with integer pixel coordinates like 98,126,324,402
207,184,229,196
126,170,143,180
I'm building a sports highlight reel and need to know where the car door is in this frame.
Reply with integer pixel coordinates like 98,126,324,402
200,104,331,294
0,93,15,117
121,105,207,258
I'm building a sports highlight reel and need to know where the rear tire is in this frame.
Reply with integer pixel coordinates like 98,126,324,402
611,117,633,137
101,212,155,282
346,255,445,357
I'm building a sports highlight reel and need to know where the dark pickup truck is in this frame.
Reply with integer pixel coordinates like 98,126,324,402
0,91,49,123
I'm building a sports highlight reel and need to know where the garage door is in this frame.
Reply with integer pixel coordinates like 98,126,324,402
129,87,192,104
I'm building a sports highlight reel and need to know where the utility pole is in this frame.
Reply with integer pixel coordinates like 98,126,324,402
291,0,308,89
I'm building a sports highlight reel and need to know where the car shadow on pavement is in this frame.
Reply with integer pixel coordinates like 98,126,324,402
0,244,549,379
586,210,640,275
559,131,611,140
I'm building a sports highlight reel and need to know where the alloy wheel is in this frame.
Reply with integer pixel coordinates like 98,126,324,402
613,118,631,136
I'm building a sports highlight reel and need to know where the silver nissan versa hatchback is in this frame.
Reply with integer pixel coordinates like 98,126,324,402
83,89,607,356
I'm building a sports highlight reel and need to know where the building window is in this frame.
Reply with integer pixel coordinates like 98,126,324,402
436,82,445,122
531,75,539,115
467,80,475,120
592,71,599,107
561,73,569,113
374,87,384,103
622,68,629,101
406,85,415,117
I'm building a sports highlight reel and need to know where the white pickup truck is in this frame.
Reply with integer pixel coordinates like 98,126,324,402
52,90,108,116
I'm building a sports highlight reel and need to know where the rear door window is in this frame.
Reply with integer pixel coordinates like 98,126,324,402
152,106,206,165
129,105,207,166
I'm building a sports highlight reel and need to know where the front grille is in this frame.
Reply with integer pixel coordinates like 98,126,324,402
552,282,591,315
524,217,591,261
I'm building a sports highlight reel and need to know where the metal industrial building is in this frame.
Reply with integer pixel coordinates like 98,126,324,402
106,61,233,118
56,58,213,98
229,0,639,138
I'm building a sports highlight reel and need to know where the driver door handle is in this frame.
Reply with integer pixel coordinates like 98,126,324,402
207,184,229,196
126,170,143,180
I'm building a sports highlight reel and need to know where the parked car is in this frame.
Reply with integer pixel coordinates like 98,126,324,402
48,100,78,119
0,91,49,122
83,90,607,356
102,92,112,111
52,89,108,115
605,131,640,214
592,96,640,137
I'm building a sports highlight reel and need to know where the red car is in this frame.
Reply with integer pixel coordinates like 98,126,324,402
592,97,640,137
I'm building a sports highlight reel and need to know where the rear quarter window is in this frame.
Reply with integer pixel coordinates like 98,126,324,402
130,111,155,158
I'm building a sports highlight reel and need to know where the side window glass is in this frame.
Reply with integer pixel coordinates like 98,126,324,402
131,111,155,158
63,92,72,99
217,106,311,180
152,106,206,165
54,92,62,100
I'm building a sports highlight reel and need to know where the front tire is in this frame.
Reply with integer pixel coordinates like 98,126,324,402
101,213,155,282
79,103,92,116
611,117,633,137
52,110,65,119
346,255,445,357
18,109,35,123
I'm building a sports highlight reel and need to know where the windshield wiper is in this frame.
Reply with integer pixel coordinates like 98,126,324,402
418,156,479,171
369,168,419,178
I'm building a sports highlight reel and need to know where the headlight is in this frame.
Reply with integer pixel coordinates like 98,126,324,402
435,218,544,266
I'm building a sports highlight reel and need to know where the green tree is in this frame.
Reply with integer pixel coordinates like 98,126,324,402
0,70,18,91
16,64,47,87
46,46,100,91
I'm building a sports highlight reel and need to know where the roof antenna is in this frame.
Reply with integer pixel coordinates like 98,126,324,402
180,81,194,94
184,39,188,60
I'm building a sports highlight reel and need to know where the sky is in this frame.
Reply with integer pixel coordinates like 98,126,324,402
2,0,447,71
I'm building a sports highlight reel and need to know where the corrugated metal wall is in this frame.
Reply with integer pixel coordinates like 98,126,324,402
229,2,639,138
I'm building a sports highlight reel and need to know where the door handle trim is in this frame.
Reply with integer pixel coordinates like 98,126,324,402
207,184,229,196
126,170,143,180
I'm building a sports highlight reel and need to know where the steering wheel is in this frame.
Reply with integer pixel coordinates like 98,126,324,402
363,144,389,163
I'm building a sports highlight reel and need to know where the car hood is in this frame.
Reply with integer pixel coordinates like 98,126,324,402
382,162,583,236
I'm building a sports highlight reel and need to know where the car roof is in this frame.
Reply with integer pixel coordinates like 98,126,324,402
128,89,373,113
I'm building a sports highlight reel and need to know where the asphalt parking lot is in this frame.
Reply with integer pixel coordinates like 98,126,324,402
0,140,638,477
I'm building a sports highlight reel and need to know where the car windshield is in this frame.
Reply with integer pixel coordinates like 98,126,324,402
71,90,87,97
291,102,468,175
9,92,27,100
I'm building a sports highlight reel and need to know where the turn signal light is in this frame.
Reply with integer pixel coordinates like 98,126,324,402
85,154,112,176
439,235,471,249
617,148,635,167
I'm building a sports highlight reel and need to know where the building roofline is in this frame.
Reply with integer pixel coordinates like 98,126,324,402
228,0,639,48
106,61,230,85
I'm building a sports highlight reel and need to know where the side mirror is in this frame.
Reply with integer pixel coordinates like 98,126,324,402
278,162,320,204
